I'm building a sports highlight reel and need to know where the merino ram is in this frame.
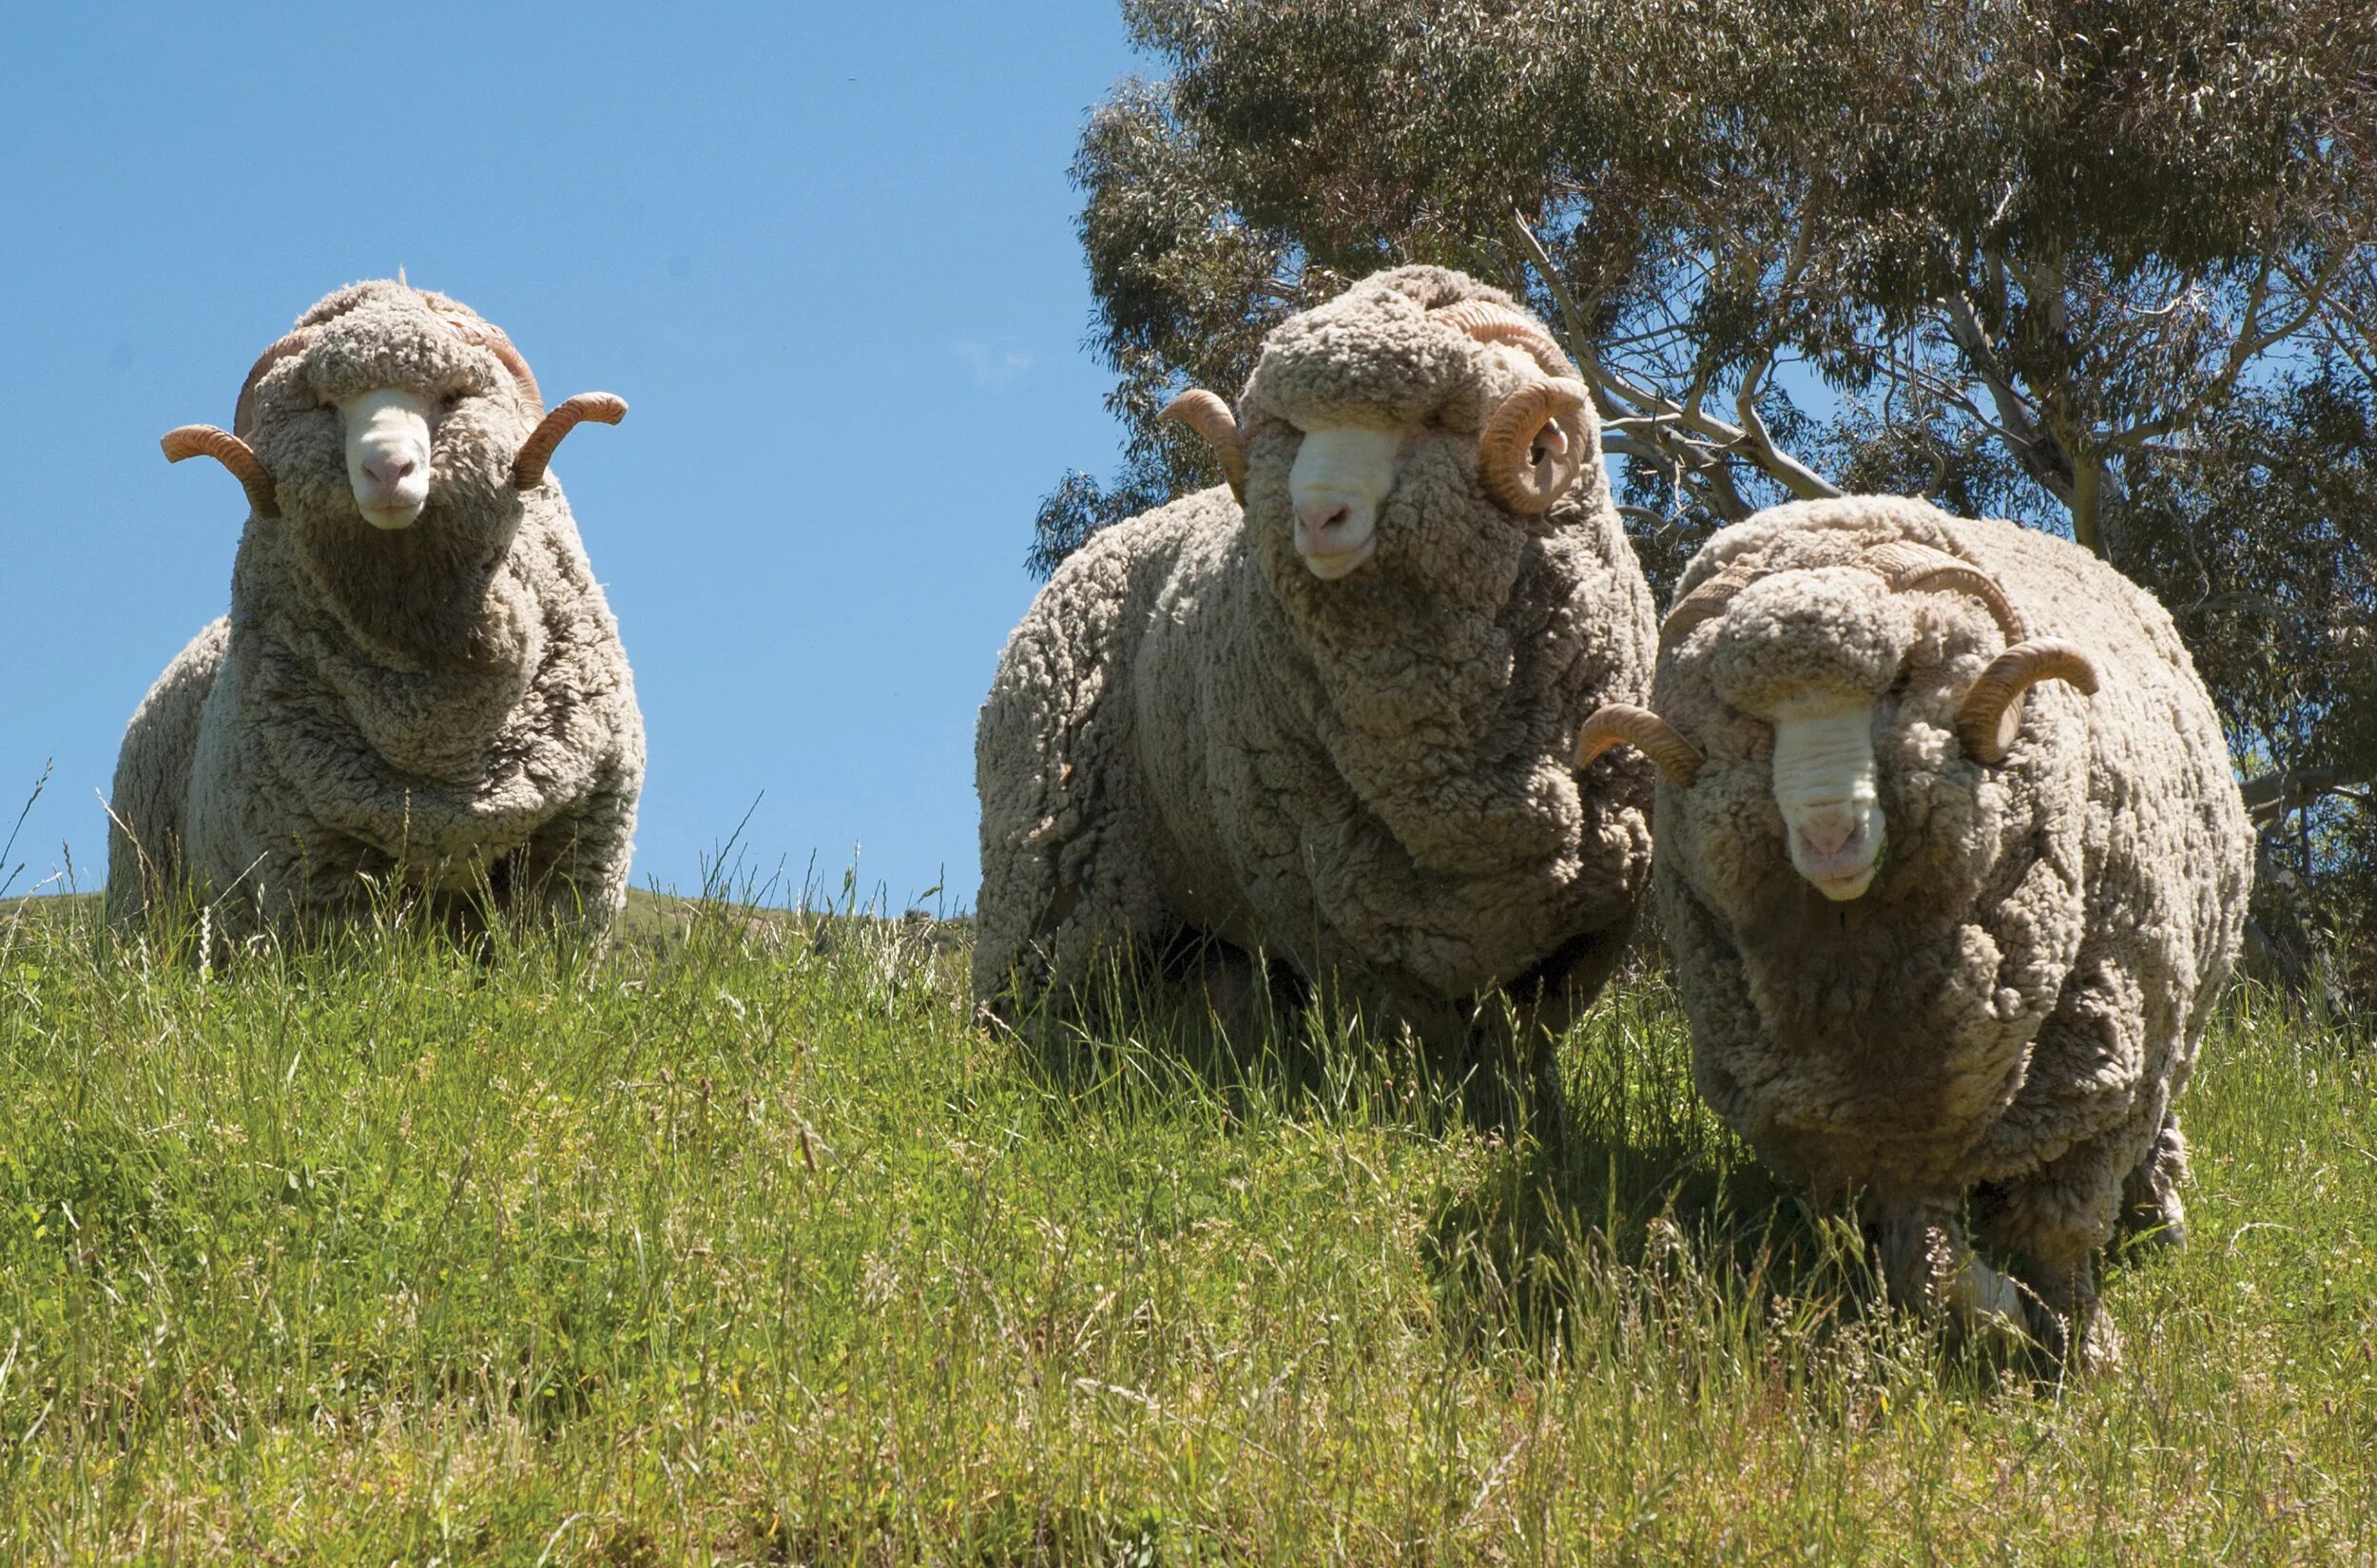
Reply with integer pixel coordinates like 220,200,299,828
1579,496,2252,1367
976,266,1658,1109
107,280,643,940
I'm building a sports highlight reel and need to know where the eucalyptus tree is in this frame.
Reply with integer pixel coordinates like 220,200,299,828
1034,0,2377,1001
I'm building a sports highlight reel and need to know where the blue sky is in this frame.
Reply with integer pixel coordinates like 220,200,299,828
0,4,1146,911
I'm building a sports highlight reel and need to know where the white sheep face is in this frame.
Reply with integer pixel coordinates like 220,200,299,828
339,387,435,530
1286,424,1410,579
1766,693,1885,900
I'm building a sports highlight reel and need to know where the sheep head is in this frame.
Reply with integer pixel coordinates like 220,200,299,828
1165,271,1601,585
162,280,625,529
1576,533,2098,902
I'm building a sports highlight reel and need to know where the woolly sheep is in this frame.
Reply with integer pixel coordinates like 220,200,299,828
1578,496,2252,1367
106,280,643,941
976,266,1658,1107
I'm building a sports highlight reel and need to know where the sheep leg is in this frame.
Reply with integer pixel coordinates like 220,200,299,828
1972,1122,2142,1373
1869,1202,2030,1354
2023,1250,2120,1374
1448,995,1572,1145
2116,1109,2190,1253
512,769,640,938
1504,910,1636,1040
1156,930,1296,1052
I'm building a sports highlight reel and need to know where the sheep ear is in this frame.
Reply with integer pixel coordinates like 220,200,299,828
163,425,277,518
512,394,628,491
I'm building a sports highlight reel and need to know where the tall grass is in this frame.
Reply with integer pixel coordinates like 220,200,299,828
0,893,2370,1563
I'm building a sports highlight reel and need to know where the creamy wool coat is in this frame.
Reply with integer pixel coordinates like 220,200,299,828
976,266,1658,1050
108,281,643,939
1652,498,2251,1363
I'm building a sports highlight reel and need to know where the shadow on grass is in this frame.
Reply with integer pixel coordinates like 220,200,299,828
996,933,1395,1128
1418,976,1903,1366
992,930,1646,1150
985,938,1888,1369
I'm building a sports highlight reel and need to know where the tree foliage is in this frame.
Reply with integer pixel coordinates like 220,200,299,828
1034,0,2377,1006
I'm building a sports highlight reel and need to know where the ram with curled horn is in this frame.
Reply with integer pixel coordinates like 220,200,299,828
978,265,1660,1130
1578,494,2251,1374
161,306,625,527
1163,296,1598,569
108,279,647,948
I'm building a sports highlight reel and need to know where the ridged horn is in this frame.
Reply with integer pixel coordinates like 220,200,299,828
1659,558,1763,648
162,425,277,517
1426,300,1577,377
1161,389,1246,502
1956,638,2099,765
232,330,312,440
1576,703,1703,787
431,304,545,418
1865,540,2025,642
512,393,628,490
1478,377,1589,513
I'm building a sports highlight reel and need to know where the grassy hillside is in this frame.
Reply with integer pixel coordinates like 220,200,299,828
1,899,2371,1563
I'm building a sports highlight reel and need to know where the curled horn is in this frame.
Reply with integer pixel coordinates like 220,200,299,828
1426,300,1577,377
512,393,628,490
1576,703,1703,787
1956,638,2098,765
1478,377,1590,513
1161,389,1246,502
432,306,544,417
1659,558,1763,648
232,330,312,440
163,425,277,517
1865,540,2025,642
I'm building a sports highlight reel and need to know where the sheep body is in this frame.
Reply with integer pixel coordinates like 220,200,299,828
106,281,643,939
1645,496,2251,1365
107,619,229,910
976,267,1657,1071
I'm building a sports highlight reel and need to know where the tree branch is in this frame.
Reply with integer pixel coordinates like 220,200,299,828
2105,248,2355,451
1732,348,1842,502
1939,287,2076,507
1512,212,1840,511
2240,765,2367,824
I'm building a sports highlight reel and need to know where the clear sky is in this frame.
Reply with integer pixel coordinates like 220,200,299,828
0,4,1144,913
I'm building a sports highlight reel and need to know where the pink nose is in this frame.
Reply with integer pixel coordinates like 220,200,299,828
1796,805,1862,859
362,456,416,488
1297,498,1351,535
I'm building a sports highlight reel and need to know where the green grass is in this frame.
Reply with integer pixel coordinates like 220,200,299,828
1,894,2372,1564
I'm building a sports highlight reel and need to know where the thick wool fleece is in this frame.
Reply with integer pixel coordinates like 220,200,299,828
106,281,644,939
1652,496,2251,1363
976,266,1657,1050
